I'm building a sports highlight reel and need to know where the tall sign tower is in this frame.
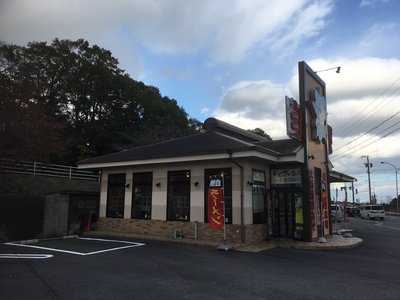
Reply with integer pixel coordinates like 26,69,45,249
298,61,332,242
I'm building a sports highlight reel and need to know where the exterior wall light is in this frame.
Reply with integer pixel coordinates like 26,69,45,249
125,183,130,188
194,181,199,187
156,182,161,187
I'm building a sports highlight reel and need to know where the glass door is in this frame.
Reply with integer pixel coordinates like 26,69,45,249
271,189,297,238
132,172,152,219
167,170,191,221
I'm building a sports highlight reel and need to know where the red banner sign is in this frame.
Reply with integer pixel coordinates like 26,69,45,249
285,96,302,141
208,187,224,230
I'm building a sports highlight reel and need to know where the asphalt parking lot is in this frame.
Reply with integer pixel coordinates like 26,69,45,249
1,217,400,300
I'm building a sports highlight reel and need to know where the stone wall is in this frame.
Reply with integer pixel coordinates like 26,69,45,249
96,217,267,244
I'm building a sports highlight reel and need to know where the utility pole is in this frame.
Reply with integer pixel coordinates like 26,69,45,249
341,185,348,224
381,161,399,212
362,155,373,204
351,181,355,204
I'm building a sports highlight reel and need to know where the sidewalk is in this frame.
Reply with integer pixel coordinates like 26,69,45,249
85,230,363,253
235,234,362,252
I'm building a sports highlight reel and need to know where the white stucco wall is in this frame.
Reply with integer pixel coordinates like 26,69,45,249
98,158,270,225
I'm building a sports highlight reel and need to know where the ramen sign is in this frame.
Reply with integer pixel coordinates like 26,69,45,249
207,178,224,230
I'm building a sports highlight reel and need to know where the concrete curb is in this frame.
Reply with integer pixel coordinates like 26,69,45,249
283,237,364,251
82,231,364,252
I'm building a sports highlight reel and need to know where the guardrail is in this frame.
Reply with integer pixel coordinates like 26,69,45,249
0,159,99,181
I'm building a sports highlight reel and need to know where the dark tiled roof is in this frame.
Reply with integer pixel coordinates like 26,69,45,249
78,118,302,166
256,139,302,156
79,132,253,165
204,117,272,142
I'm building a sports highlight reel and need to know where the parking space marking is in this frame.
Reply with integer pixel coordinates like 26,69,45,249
78,237,145,245
4,242,87,255
0,253,54,259
4,237,145,256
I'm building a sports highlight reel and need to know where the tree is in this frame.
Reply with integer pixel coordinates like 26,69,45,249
0,39,198,163
248,128,271,140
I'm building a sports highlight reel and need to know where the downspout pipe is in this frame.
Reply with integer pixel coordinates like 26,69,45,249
227,150,245,243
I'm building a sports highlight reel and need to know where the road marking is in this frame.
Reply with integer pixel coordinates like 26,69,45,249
4,242,87,255
4,237,145,256
78,237,145,245
0,254,53,259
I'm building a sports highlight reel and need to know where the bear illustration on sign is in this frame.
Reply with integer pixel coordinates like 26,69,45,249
310,88,327,143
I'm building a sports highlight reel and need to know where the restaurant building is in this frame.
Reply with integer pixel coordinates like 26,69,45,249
78,61,344,243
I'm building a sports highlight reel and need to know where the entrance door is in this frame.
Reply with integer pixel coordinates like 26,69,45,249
167,170,191,221
271,190,297,238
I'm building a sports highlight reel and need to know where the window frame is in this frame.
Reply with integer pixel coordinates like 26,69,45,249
106,173,126,218
252,169,267,224
167,170,191,222
131,172,153,220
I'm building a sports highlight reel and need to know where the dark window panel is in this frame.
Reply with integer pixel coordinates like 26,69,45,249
106,173,125,218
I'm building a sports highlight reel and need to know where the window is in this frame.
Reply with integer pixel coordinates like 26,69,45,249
252,170,266,224
106,174,126,218
372,205,383,211
132,172,152,220
167,170,191,221
204,168,232,224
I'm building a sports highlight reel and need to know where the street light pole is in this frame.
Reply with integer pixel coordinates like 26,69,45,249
362,156,373,204
380,161,399,212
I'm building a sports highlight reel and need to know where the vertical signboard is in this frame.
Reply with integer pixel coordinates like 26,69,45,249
207,177,224,230
298,61,331,241
285,96,302,141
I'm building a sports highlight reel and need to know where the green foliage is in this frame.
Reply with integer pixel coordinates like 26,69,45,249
0,39,200,163
248,128,271,139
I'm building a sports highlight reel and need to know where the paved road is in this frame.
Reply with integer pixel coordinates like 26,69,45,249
1,217,400,300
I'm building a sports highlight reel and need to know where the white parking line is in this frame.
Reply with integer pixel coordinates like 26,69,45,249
0,254,53,259
78,237,145,245
4,237,145,256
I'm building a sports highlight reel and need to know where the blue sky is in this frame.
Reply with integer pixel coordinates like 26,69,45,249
1,0,400,202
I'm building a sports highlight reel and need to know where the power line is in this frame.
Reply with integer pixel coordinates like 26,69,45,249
333,121,400,161
333,108,400,154
333,76,400,134
335,84,400,137
333,115,400,158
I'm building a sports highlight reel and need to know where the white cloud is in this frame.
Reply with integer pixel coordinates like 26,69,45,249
215,111,288,138
215,80,288,138
289,57,400,102
0,0,333,63
218,80,286,119
359,22,400,57
268,0,333,56
200,107,210,115
217,56,400,140
360,0,391,7
216,56,400,201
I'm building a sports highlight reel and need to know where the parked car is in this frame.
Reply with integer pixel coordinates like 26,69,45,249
346,205,360,217
360,204,385,220
331,204,344,222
